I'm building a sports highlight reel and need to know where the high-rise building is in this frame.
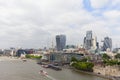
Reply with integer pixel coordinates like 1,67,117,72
92,36,97,49
102,37,112,51
83,31,93,50
96,42,99,49
56,35,66,51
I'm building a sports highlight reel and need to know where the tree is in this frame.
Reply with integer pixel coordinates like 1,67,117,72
71,62,94,72
115,54,120,59
79,58,87,62
25,54,42,59
71,57,78,62
102,54,110,60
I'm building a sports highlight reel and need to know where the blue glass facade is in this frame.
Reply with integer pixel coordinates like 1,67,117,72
84,31,93,50
49,53,84,63
56,35,66,51
102,37,112,51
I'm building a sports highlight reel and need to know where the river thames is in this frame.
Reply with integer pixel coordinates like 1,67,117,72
0,58,109,80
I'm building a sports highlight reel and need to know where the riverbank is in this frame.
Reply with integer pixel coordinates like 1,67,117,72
0,56,20,61
72,68,120,80
36,61,119,80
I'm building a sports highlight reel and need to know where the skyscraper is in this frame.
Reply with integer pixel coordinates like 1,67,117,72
92,36,97,49
102,37,112,51
84,31,93,50
56,35,66,51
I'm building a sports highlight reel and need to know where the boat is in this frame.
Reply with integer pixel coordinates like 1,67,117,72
48,64,62,71
42,65,49,68
39,70,48,76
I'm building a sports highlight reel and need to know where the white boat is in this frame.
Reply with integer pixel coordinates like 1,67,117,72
39,70,48,76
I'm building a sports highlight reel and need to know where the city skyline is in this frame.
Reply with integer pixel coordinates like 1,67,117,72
0,0,120,48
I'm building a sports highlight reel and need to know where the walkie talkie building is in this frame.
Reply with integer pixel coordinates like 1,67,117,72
56,35,66,51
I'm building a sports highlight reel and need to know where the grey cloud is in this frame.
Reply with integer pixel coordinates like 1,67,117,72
0,0,119,48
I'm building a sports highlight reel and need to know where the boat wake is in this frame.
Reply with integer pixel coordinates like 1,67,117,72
46,75,57,80
39,70,57,80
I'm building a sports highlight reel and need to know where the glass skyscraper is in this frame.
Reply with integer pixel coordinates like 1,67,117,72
102,37,112,51
56,35,66,51
84,31,93,50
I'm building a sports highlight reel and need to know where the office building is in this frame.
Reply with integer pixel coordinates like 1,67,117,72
56,35,66,51
83,31,93,50
102,37,112,51
92,36,97,49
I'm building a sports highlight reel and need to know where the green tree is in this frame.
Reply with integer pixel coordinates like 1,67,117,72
103,60,119,66
106,60,118,66
71,62,94,72
71,57,94,72
25,54,31,58
115,54,120,59
79,58,87,62
25,54,42,59
71,57,78,62
102,54,110,60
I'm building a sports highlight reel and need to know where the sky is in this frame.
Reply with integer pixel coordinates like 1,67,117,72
0,0,120,49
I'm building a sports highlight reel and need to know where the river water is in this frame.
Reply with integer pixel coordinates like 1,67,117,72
0,59,108,80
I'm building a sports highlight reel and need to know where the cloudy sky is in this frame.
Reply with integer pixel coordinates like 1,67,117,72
0,0,120,49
